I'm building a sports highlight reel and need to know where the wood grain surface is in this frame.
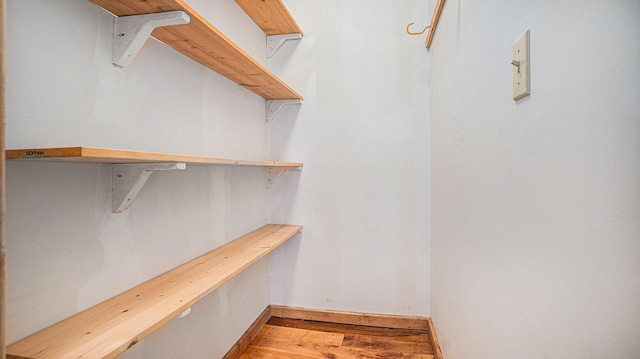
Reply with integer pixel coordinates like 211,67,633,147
271,305,430,330
6,147,303,168
240,316,435,358
90,0,302,99
426,0,446,48
235,0,302,35
7,224,302,359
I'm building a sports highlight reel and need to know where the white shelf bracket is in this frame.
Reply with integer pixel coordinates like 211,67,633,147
112,162,186,213
113,10,190,68
177,307,192,319
266,99,302,122
266,166,301,188
266,33,303,58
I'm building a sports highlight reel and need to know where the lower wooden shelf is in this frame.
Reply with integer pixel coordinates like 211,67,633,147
7,224,303,359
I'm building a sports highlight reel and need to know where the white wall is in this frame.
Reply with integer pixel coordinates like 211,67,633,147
268,0,431,316
5,0,283,357
430,0,640,358
14,1,636,358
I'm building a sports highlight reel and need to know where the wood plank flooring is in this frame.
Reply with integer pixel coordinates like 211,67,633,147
239,317,435,358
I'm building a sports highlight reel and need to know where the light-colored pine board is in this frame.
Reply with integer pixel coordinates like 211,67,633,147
270,306,430,330
89,0,302,100
426,0,445,49
6,147,303,168
223,306,272,359
7,224,303,359
234,0,302,35
427,318,444,359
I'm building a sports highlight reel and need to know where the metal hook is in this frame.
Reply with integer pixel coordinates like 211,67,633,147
406,22,431,35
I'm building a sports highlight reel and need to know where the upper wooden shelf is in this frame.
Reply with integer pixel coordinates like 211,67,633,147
426,0,445,49
234,0,303,35
89,0,302,100
7,224,303,359
6,147,303,168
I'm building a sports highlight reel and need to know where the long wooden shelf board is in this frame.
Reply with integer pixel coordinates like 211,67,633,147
90,0,302,100
6,147,303,168
234,0,303,35
7,224,303,359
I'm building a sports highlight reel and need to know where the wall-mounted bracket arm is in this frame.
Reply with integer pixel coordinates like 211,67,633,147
113,162,186,213
266,166,302,188
266,33,303,58
113,10,190,68
266,99,302,122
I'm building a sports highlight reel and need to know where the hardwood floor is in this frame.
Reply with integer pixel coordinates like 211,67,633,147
239,316,435,358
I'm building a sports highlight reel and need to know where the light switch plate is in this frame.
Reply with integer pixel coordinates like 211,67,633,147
512,29,530,101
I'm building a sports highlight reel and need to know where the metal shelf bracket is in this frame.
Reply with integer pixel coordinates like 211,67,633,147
266,99,302,122
266,33,303,58
112,162,186,213
113,10,190,68
266,166,302,188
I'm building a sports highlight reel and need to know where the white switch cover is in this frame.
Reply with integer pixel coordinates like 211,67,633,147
512,29,530,101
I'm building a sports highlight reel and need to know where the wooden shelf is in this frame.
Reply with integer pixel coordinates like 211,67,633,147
8,147,302,212
90,0,302,100
426,0,446,49
235,0,303,35
7,224,303,359
6,147,303,168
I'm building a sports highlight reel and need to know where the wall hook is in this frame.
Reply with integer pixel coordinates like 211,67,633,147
406,22,431,35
